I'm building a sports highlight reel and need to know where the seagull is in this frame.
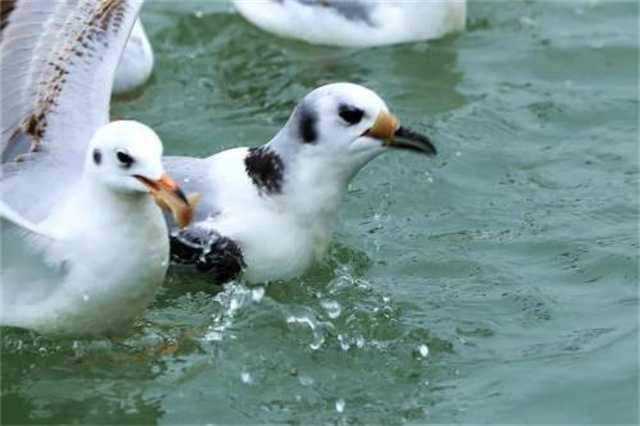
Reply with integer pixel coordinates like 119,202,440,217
0,0,192,336
232,0,466,47
1,1,439,287
165,82,437,285
113,17,154,95
1,121,193,336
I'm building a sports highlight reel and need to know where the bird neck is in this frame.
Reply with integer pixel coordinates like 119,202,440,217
253,137,353,224
76,174,156,225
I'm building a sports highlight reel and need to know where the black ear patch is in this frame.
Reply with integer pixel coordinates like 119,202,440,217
245,146,285,195
298,106,317,143
338,104,364,125
92,149,102,165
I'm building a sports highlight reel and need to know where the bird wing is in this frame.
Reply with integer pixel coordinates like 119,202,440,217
289,0,375,25
0,0,143,220
0,200,65,286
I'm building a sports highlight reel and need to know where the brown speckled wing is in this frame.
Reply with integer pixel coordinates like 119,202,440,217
0,0,143,163
0,0,143,221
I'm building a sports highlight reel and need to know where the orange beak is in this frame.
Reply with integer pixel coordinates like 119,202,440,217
135,174,194,228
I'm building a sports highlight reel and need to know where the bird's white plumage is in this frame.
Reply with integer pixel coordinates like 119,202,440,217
232,0,466,47
113,17,154,95
166,83,432,284
0,1,175,336
1,0,143,222
1,121,171,336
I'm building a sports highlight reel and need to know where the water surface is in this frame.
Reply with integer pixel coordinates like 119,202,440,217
2,1,638,424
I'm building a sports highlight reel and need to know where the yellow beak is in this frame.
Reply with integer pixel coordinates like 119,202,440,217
135,174,194,228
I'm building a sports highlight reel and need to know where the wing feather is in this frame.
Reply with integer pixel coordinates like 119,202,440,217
0,200,63,290
0,0,143,164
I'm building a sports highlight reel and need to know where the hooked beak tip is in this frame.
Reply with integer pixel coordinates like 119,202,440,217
364,111,437,157
135,174,194,228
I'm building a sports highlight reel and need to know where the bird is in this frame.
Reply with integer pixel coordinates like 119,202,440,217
165,82,437,285
0,0,193,336
113,17,154,95
1,121,193,336
232,0,466,47
1,1,439,287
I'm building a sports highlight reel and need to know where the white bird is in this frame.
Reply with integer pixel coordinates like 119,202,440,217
232,0,466,47
113,17,154,95
165,82,437,285
1,122,192,336
0,0,192,336
0,1,439,287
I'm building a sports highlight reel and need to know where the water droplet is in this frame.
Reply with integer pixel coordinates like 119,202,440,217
194,10,203,19
251,287,265,302
299,375,314,386
241,371,253,384
82,294,90,302
335,398,345,413
321,300,341,319
455,151,462,157
418,344,429,357
229,298,241,313
203,329,223,342
309,336,325,351
338,334,350,351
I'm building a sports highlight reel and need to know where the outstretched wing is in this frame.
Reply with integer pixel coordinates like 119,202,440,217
0,0,143,220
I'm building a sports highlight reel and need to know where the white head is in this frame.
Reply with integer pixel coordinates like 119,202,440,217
84,120,194,227
246,83,436,219
267,82,436,185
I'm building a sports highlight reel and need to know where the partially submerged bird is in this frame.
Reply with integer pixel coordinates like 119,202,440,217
1,122,192,336
166,83,437,284
113,17,154,95
1,1,439,289
0,0,192,336
232,0,466,47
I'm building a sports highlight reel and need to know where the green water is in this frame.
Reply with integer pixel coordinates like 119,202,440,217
2,1,638,424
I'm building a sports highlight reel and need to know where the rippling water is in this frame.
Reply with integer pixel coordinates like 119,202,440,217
2,1,638,424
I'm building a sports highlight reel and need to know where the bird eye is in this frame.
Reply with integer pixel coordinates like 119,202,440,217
338,104,365,125
93,149,102,165
116,149,135,168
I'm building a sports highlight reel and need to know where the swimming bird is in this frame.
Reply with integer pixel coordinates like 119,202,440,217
113,17,154,95
1,121,192,336
232,0,466,47
0,0,192,335
0,1,438,286
165,83,437,285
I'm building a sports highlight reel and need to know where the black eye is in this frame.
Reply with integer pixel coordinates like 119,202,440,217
338,104,364,125
116,149,135,168
92,149,102,165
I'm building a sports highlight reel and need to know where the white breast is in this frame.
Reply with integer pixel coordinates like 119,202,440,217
4,194,169,336
204,148,334,283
